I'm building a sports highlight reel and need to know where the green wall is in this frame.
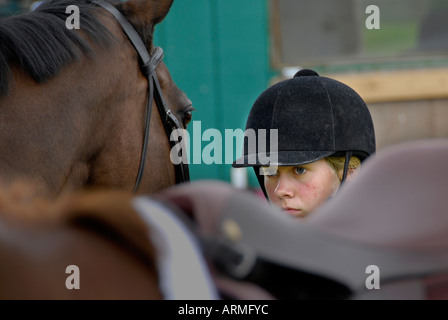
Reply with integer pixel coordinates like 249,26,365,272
0,1,20,16
153,0,277,187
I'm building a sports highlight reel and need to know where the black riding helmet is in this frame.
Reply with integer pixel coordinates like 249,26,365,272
232,69,376,198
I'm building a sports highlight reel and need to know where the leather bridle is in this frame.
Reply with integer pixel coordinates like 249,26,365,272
92,0,190,192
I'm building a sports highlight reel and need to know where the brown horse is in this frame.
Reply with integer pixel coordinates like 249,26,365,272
0,0,192,199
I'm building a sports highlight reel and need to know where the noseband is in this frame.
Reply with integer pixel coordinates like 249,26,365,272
92,0,190,192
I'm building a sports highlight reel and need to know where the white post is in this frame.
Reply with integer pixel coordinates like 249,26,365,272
230,167,248,189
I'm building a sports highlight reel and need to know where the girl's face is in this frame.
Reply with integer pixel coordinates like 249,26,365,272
263,159,341,218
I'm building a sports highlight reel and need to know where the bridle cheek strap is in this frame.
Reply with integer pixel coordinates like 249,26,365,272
92,0,190,192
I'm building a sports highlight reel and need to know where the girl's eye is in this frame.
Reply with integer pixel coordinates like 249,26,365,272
294,167,307,175
183,110,193,126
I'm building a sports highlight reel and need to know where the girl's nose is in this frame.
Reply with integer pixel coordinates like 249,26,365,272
274,174,295,199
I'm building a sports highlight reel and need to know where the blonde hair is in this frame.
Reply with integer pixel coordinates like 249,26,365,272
325,156,361,181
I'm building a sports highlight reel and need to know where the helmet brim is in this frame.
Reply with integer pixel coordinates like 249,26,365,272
232,150,335,167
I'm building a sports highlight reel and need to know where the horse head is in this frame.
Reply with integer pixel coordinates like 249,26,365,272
0,0,191,199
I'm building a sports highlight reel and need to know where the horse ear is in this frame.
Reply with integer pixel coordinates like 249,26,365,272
119,0,175,27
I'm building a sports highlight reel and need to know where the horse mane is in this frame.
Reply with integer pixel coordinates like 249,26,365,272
0,0,116,96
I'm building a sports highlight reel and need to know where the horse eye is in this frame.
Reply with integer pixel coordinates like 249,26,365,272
183,110,193,126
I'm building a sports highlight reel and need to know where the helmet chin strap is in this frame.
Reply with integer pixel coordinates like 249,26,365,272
340,151,353,186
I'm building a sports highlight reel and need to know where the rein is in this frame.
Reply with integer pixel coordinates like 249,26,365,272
92,0,190,192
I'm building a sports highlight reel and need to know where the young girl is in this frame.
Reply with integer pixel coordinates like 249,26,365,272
233,69,376,217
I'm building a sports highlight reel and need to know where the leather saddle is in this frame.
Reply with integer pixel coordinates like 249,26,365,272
187,139,448,299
